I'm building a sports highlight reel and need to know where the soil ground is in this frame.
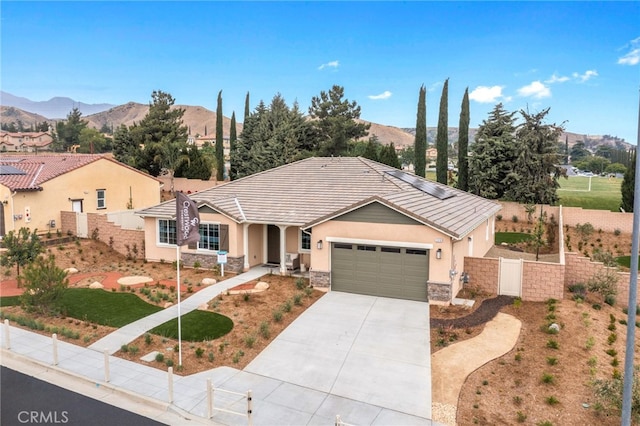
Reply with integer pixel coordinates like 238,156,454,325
1,225,638,423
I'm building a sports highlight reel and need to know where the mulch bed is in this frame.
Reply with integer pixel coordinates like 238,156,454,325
430,295,515,329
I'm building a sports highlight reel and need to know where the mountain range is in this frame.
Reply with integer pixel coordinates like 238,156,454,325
0,92,632,150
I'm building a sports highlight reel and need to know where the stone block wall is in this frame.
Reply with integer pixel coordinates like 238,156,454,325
181,252,244,273
87,213,145,259
428,281,451,303
521,261,564,302
310,270,330,288
463,257,499,296
60,211,76,236
565,252,633,306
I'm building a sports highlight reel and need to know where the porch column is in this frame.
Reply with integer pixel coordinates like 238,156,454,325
262,225,268,264
278,225,288,275
243,223,250,271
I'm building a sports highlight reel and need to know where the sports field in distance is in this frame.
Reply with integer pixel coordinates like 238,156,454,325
557,176,623,211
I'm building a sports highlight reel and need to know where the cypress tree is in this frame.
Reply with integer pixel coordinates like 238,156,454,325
414,85,427,177
215,90,224,181
244,92,250,123
229,112,237,180
564,135,569,164
621,149,636,212
436,78,449,184
457,87,470,191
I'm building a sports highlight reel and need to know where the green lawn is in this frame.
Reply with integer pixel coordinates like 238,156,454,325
150,310,233,341
557,176,622,211
495,232,533,244
616,256,640,269
0,296,20,307
60,288,162,328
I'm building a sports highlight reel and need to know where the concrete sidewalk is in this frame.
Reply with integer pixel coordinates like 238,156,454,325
89,266,271,354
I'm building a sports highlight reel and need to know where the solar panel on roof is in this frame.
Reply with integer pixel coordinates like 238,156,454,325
0,165,26,175
385,170,456,200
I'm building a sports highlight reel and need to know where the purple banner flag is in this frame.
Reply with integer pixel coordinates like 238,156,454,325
176,192,200,246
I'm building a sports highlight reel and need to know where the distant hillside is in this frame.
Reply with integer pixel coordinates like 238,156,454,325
0,106,52,127
0,91,114,119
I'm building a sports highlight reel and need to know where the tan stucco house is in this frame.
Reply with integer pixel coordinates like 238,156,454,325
137,157,501,304
0,132,54,152
0,154,162,237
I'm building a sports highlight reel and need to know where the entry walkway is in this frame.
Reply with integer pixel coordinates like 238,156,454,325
89,266,271,354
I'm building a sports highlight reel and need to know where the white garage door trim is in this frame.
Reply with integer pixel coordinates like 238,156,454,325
326,236,433,250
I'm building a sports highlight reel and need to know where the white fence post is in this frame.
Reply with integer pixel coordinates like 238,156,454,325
168,367,174,403
3,319,10,350
247,390,253,426
52,333,58,365
104,349,110,382
207,378,213,419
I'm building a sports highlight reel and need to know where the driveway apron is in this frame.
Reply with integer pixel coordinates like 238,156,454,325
244,291,432,419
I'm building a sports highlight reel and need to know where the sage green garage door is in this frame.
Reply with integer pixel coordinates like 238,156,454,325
331,243,430,301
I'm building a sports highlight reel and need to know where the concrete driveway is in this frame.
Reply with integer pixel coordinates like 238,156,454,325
244,291,432,421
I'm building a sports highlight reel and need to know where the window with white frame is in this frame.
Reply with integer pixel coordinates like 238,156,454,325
96,189,106,209
300,230,311,251
158,219,177,245
198,223,220,251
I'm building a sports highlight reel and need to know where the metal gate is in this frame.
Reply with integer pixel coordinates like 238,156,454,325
498,257,523,297
76,213,88,238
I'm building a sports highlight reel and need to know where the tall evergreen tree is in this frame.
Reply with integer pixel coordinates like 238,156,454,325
54,108,88,152
468,103,518,199
436,78,449,184
457,87,470,191
503,108,565,205
215,90,225,181
621,149,636,212
379,143,401,168
308,85,370,156
244,92,250,123
414,85,427,177
564,135,569,165
363,136,380,161
229,112,238,180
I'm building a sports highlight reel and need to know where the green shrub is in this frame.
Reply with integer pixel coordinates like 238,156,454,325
259,321,270,339
541,373,555,384
155,353,165,362
293,293,303,306
516,411,527,423
608,333,617,345
144,333,153,345
273,310,283,322
282,300,292,313
166,359,174,367
545,396,560,405
121,344,129,353
546,357,558,366
129,345,139,355
244,334,256,348
606,348,618,357
546,339,559,349
295,277,306,290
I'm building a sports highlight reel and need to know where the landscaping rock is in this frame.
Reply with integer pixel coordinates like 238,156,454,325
163,302,173,309
201,278,217,286
255,281,269,290
89,281,104,289
198,303,208,311
549,323,560,333
64,267,79,275
140,351,160,362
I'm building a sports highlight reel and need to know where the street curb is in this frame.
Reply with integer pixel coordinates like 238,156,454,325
0,348,211,425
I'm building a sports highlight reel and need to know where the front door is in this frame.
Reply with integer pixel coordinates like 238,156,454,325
267,225,280,264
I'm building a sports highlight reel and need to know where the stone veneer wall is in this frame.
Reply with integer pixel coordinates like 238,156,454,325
181,252,244,273
310,270,330,288
427,281,451,303
87,214,145,259
463,257,499,295
60,211,76,236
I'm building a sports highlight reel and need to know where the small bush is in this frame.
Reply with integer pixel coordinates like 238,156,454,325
282,300,292,313
515,353,522,362
244,334,256,348
155,353,165,363
587,357,598,367
546,339,559,349
295,277,306,290
513,395,522,406
512,215,519,223
293,293,303,306
608,333,617,345
585,336,595,350
545,396,560,405
546,357,558,366
516,411,527,423
243,292,251,302
606,348,618,357
259,321,270,339
272,309,283,322
144,333,153,345
121,344,129,353
166,359,174,367
541,373,555,384
195,347,204,358
208,352,214,362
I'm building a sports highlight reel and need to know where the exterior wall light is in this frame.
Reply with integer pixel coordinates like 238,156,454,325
317,240,323,250
436,248,442,259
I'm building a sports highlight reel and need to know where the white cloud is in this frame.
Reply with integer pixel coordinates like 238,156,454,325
318,60,339,70
573,70,598,82
545,73,570,84
618,37,640,66
368,91,392,100
469,86,505,103
517,81,551,99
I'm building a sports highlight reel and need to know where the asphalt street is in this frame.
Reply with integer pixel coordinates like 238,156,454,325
0,366,166,426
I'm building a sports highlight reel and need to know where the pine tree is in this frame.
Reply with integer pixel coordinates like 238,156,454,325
229,111,238,180
414,85,427,177
621,149,636,212
457,87,470,191
215,90,225,181
468,103,518,199
379,143,401,168
504,108,565,205
363,136,380,161
436,78,449,184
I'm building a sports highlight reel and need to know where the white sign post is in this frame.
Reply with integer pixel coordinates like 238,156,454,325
218,250,228,277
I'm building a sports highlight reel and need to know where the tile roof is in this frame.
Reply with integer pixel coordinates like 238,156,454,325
137,157,502,239
0,154,107,191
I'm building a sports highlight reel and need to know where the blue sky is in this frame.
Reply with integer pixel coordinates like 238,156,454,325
1,1,639,143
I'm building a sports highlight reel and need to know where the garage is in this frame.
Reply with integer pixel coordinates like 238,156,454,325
331,242,430,301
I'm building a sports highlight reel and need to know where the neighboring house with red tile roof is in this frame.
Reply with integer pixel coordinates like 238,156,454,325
137,157,501,304
0,132,54,152
0,154,162,237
